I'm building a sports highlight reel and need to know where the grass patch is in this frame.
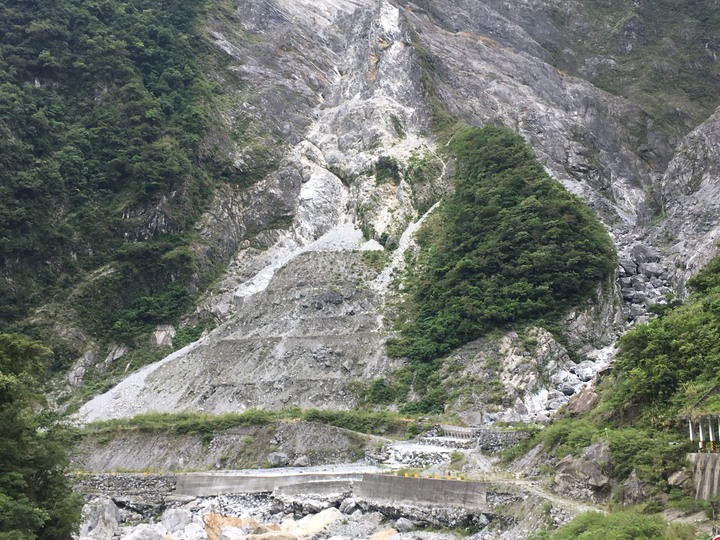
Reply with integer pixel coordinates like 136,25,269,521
82,408,427,439
530,510,695,540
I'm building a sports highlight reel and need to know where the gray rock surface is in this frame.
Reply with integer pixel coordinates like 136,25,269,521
162,508,193,533
652,106,720,286
668,469,690,488
622,470,647,505
565,387,600,416
339,497,361,515
395,517,415,532
268,452,291,468
119,524,164,540
292,455,311,468
79,496,121,540
71,423,368,471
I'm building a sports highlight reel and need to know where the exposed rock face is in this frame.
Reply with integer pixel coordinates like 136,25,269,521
652,107,720,288
621,470,647,505
75,0,720,424
76,251,401,421
565,387,600,416
667,468,690,488
151,325,176,348
554,441,611,502
406,0,655,229
444,327,616,423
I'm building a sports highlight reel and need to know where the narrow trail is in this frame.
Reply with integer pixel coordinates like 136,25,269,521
501,477,605,516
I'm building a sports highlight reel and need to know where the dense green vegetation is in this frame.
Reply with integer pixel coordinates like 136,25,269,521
0,334,82,539
530,510,694,540
547,0,720,135
0,0,246,350
381,126,615,412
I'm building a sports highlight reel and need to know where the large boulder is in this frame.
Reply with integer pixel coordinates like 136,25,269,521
282,508,343,538
178,523,207,540
668,468,690,487
395,517,415,532
119,524,164,540
622,470,648,504
204,514,260,540
339,497,361,514
162,508,193,533
79,496,121,540
267,452,290,467
565,387,600,415
219,528,247,540
554,441,611,501
292,455,311,467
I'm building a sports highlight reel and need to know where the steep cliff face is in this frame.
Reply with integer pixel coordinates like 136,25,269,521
76,0,720,424
652,109,720,287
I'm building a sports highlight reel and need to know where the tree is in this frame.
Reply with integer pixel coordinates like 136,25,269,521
0,334,82,540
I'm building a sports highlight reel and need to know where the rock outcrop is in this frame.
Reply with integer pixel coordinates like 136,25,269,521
554,441,611,502
79,496,121,540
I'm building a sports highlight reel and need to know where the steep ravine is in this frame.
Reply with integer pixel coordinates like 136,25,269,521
75,0,720,424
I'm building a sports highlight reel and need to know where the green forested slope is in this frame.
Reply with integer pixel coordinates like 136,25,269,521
0,0,234,348
390,126,616,363
381,126,616,412
513,252,720,517
613,255,720,418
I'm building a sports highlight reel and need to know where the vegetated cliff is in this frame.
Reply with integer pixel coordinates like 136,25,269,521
27,0,720,422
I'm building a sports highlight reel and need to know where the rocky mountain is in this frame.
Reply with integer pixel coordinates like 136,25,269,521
71,0,718,421
67,0,720,424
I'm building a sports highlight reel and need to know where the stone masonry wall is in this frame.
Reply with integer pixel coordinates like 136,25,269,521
475,430,532,453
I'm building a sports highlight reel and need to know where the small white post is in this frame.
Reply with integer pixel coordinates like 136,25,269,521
690,420,694,442
710,419,715,442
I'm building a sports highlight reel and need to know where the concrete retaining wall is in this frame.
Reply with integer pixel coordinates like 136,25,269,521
175,472,364,497
356,474,487,509
274,479,354,497
690,453,720,499
175,472,487,509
